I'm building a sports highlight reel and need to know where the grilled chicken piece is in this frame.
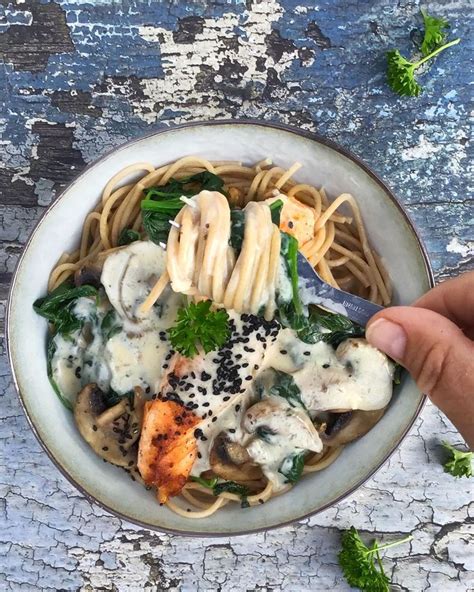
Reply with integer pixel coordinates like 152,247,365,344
137,311,280,502
138,399,200,504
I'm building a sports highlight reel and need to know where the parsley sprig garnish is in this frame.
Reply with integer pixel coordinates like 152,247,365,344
168,300,230,358
442,442,473,478
339,527,412,592
387,10,460,97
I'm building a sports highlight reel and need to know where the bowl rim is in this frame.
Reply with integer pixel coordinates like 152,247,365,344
6,118,434,537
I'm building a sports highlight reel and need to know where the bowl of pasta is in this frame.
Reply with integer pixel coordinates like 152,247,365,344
7,120,433,535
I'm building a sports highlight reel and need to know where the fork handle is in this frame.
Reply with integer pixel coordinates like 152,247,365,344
297,260,384,327
303,284,384,327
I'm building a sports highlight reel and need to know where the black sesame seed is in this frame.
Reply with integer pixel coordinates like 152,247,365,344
92,425,97,432
280,349,287,355
223,396,231,401
229,428,236,433
323,363,330,369
235,404,241,412
102,446,109,451
201,371,211,381
304,351,310,356
212,417,218,423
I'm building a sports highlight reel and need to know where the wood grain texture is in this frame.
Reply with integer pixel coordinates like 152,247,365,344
0,0,472,590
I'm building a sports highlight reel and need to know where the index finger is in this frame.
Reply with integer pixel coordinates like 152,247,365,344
414,271,474,332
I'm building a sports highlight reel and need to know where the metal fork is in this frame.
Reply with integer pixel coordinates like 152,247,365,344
297,252,384,326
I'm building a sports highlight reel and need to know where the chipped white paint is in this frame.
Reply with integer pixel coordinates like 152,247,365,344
401,135,442,161
135,0,297,124
447,237,473,258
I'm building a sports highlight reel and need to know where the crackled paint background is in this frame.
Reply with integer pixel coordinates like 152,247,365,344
0,0,473,590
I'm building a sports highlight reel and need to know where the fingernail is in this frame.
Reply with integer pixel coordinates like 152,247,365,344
366,319,407,360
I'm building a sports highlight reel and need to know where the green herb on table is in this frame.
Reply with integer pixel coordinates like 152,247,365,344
387,10,460,97
141,171,226,244
442,442,473,478
168,300,230,358
339,527,413,592
420,9,450,56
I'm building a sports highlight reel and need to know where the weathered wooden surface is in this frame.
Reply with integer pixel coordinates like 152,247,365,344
0,1,472,590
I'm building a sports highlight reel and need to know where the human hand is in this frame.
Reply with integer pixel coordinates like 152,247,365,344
366,272,474,449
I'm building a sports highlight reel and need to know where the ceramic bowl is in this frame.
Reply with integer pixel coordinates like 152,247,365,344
7,121,433,535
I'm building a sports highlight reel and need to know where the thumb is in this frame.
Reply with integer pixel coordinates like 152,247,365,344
366,307,474,449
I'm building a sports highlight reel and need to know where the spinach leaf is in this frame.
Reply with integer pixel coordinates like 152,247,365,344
191,477,250,507
230,209,245,251
101,309,122,341
102,390,134,407
297,306,364,347
46,336,74,411
213,481,250,508
269,198,284,226
277,232,305,331
279,451,306,484
34,282,98,335
269,370,307,411
191,476,219,489
230,199,283,253
118,228,141,246
141,171,226,244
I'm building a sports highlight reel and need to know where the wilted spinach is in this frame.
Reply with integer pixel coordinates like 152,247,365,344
118,228,141,246
269,370,307,411
33,282,98,335
101,309,122,341
297,306,364,347
141,171,226,244
279,451,306,484
213,481,250,508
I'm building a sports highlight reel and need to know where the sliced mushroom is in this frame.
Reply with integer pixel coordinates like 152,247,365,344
244,396,323,453
209,432,263,482
74,262,103,288
101,241,167,324
74,383,145,468
321,408,386,447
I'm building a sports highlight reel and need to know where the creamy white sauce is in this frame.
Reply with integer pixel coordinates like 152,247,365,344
191,393,250,476
51,241,181,403
244,396,322,491
105,331,169,395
